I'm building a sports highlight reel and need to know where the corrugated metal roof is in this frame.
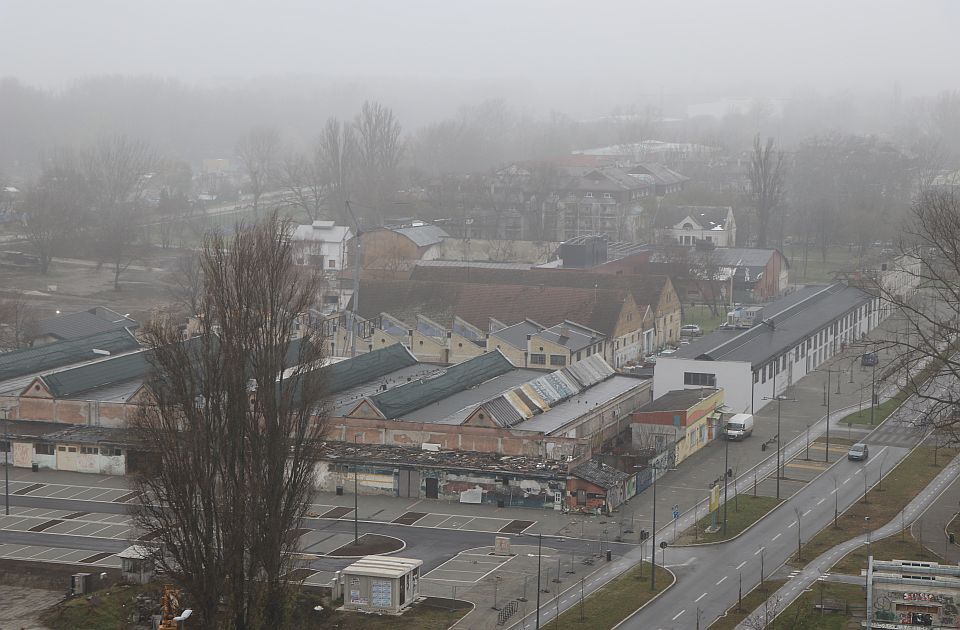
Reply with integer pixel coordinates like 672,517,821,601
562,355,615,388
570,459,630,489
484,395,525,427
370,350,516,419
392,224,449,247
322,344,418,395
41,350,149,398
37,307,138,341
0,330,140,382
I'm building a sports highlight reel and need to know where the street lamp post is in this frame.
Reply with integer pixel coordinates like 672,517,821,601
650,463,659,591
762,392,796,500
870,349,878,425
536,533,544,629
825,369,831,462
2,407,9,516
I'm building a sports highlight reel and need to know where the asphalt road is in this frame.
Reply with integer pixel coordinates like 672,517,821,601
619,378,938,629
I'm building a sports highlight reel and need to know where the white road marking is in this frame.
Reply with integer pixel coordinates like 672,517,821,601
736,561,747,570
695,592,707,602
755,547,765,555
716,576,728,585
830,488,838,494
772,533,781,541
817,498,825,505
788,521,796,528
672,610,685,620
803,510,812,516
843,477,851,484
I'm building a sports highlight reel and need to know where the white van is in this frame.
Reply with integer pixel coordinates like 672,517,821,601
725,414,754,440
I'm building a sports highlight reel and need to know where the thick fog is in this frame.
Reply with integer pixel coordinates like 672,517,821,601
3,1,959,107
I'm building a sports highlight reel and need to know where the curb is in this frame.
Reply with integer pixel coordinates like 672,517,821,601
321,533,407,559
610,566,678,629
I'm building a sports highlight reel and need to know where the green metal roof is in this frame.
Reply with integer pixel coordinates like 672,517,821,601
322,344,418,395
0,330,141,383
41,350,150,398
369,350,515,419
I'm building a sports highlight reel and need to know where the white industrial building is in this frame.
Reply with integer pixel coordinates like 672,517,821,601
654,283,884,413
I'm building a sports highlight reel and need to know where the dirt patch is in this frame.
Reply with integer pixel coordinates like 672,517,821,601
498,519,535,534
392,511,427,525
328,534,404,557
0,558,122,591
319,506,354,519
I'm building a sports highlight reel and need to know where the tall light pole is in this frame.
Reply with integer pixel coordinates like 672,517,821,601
869,349,878,425
2,407,9,516
650,463,659,591
825,369,831,462
536,533,543,629
344,200,362,359
762,392,796,500
353,435,360,544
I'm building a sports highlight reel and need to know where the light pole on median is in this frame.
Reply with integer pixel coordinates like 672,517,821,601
650,462,659,591
2,407,9,516
762,392,796,500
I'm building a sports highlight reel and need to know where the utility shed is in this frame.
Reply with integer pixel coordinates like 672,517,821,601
342,556,423,614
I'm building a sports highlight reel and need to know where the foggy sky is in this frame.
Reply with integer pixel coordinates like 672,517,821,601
2,0,958,111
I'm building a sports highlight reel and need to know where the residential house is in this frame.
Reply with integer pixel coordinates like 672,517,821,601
646,246,789,303
291,221,352,271
655,206,737,247
350,223,449,274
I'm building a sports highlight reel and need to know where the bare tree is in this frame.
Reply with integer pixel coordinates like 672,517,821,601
0,297,38,350
278,151,325,222
83,135,158,289
22,150,87,274
132,213,329,628
166,252,204,318
867,189,960,438
354,101,403,217
748,135,785,248
236,125,281,215
316,117,358,223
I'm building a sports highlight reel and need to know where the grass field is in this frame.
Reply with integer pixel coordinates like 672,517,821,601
774,581,866,629
831,531,942,575
790,446,958,568
40,583,468,630
783,243,867,283
682,304,727,334
677,495,782,544
838,395,904,426
552,565,672,629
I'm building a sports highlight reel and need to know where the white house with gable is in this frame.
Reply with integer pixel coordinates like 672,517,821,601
291,221,353,271
655,206,736,247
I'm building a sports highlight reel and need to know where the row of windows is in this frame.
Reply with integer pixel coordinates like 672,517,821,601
32,444,121,457
753,301,880,384
684,372,717,387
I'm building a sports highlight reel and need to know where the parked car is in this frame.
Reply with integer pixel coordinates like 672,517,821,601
680,324,703,337
861,351,879,367
658,348,677,357
848,443,869,461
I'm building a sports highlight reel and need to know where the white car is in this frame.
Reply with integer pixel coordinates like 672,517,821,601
680,324,702,337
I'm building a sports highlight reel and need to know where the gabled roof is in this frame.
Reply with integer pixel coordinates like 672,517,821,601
37,307,138,341
0,329,141,382
365,350,516,419
36,350,148,399
320,344,418,395
570,459,630,489
655,206,732,230
629,163,689,187
670,283,873,368
535,321,604,352
390,224,449,247
291,222,352,243
408,266,673,313
354,279,630,337
490,319,544,350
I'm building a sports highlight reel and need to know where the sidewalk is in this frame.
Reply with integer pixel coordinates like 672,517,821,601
913,473,960,563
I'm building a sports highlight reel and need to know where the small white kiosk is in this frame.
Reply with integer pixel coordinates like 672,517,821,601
341,556,423,614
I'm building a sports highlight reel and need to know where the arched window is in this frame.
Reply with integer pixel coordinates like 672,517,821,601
682,222,693,230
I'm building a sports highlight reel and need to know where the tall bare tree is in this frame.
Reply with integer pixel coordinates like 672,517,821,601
316,117,357,224
236,125,281,215
83,135,158,289
0,297,38,350
748,134,785,248
862,189,960,438
354,101,403,217
22,150,88,274
132,213,329,628
278,151,325,222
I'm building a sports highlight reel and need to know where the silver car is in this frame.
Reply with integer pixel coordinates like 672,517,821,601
848,443,869,461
